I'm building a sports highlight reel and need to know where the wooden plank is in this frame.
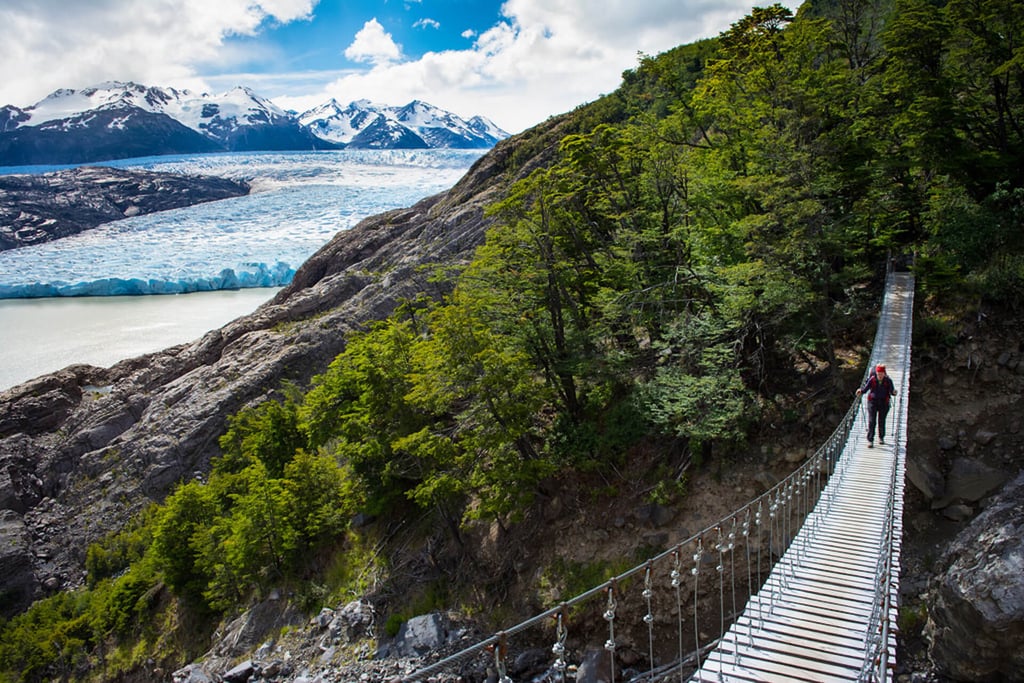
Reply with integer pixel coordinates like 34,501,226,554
790,545,882,567
762,566,879,593
693,658,819,683
703,640,862,681
731,613,868,653
776,559,882,587
758,580,876,610
723,631,864,670
744,602,871,636
744,600,872,632
749,589,873,621
724,615,867,657
755,573,878,604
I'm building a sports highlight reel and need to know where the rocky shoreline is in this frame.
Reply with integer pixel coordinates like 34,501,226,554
0,165,249,251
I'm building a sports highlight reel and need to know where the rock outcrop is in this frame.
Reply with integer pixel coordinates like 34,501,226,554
925,472,1024,681
0,119,564,617
0,165,250,250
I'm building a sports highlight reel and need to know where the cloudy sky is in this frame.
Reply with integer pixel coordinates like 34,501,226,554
0,0,800,134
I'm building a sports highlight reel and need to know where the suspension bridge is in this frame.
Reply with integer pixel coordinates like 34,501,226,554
407,266,914,683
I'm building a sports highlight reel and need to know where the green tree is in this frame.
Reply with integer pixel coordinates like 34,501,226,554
300,317,430,514
637,311,755,453
283,448,353,545
150,480,218,603
404,289,555,521
219,385,304,478
945,0,1024,191
223,464,297,594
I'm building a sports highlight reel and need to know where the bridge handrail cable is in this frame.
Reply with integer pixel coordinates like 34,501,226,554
408,379,865,681
408,266,909,682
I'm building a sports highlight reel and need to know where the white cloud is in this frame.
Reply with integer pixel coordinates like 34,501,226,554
414,18,441,30
344,18,403,65
281,0,777,134
1,0,801,136
0,0,316,106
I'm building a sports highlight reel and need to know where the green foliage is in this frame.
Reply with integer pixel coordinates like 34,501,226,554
923,178,1001,272
94,563,161,637
219,383,304,478
301,318,429,515
898,601,928,634
968,254,1024,310
85,504,157,587
0,591,84,682
538,557,632,605
0,561,164,683
151,479,218,603
10,2,1024,678
646,463,689,505
914,314,959,350
637,312,756,449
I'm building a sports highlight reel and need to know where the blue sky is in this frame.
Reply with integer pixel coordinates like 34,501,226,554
0,0,800,134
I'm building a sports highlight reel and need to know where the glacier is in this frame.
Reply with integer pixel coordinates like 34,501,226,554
0,149,483,298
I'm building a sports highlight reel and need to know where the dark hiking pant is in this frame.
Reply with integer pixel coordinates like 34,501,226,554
867,403,890,443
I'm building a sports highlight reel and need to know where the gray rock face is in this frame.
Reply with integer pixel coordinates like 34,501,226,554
925,472,1024,681
934,456,1007,508
906,455,945,501
389,613,450,658
0,165,249,250
0,510,37,612
0,130,545,616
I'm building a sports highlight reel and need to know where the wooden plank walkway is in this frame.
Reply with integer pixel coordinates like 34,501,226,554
691,271,914,682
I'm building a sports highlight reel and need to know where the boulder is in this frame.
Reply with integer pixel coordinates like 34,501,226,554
210,593,302,658
906,455,944,501
221,660,254,683
576,646,614,683
390,613,449,658
171,664,214,683
940,457,1007,505
332,599,375,642
925,472,1024,681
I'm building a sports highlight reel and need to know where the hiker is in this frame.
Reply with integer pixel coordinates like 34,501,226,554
856,364,897,448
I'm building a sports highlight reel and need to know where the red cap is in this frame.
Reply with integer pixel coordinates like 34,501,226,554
876,364,886,373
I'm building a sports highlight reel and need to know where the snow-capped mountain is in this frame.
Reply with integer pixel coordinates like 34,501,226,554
0,82,509,166
0,82,326,165
297,98,507,150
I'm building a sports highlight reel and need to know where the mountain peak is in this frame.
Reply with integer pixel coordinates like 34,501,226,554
298,97,508,149
0,82,509,165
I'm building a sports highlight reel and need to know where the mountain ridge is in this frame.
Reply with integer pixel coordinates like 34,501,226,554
0,81,509,166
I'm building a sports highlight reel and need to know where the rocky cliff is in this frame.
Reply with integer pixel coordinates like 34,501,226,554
0,118,563,618
0,165,250,251
1,110,1022,681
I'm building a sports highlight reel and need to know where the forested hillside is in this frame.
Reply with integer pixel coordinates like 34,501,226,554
1,1,1022,680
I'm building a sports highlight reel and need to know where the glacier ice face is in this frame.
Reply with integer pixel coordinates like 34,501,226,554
0,149,482,298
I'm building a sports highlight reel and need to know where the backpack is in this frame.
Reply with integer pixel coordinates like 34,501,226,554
866,372,892,405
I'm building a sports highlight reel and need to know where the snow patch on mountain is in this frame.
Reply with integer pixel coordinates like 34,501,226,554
297,98,507,149
6,82,508,152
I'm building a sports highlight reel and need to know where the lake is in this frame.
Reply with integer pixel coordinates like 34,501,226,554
0,289,279,390
0,149,484,389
